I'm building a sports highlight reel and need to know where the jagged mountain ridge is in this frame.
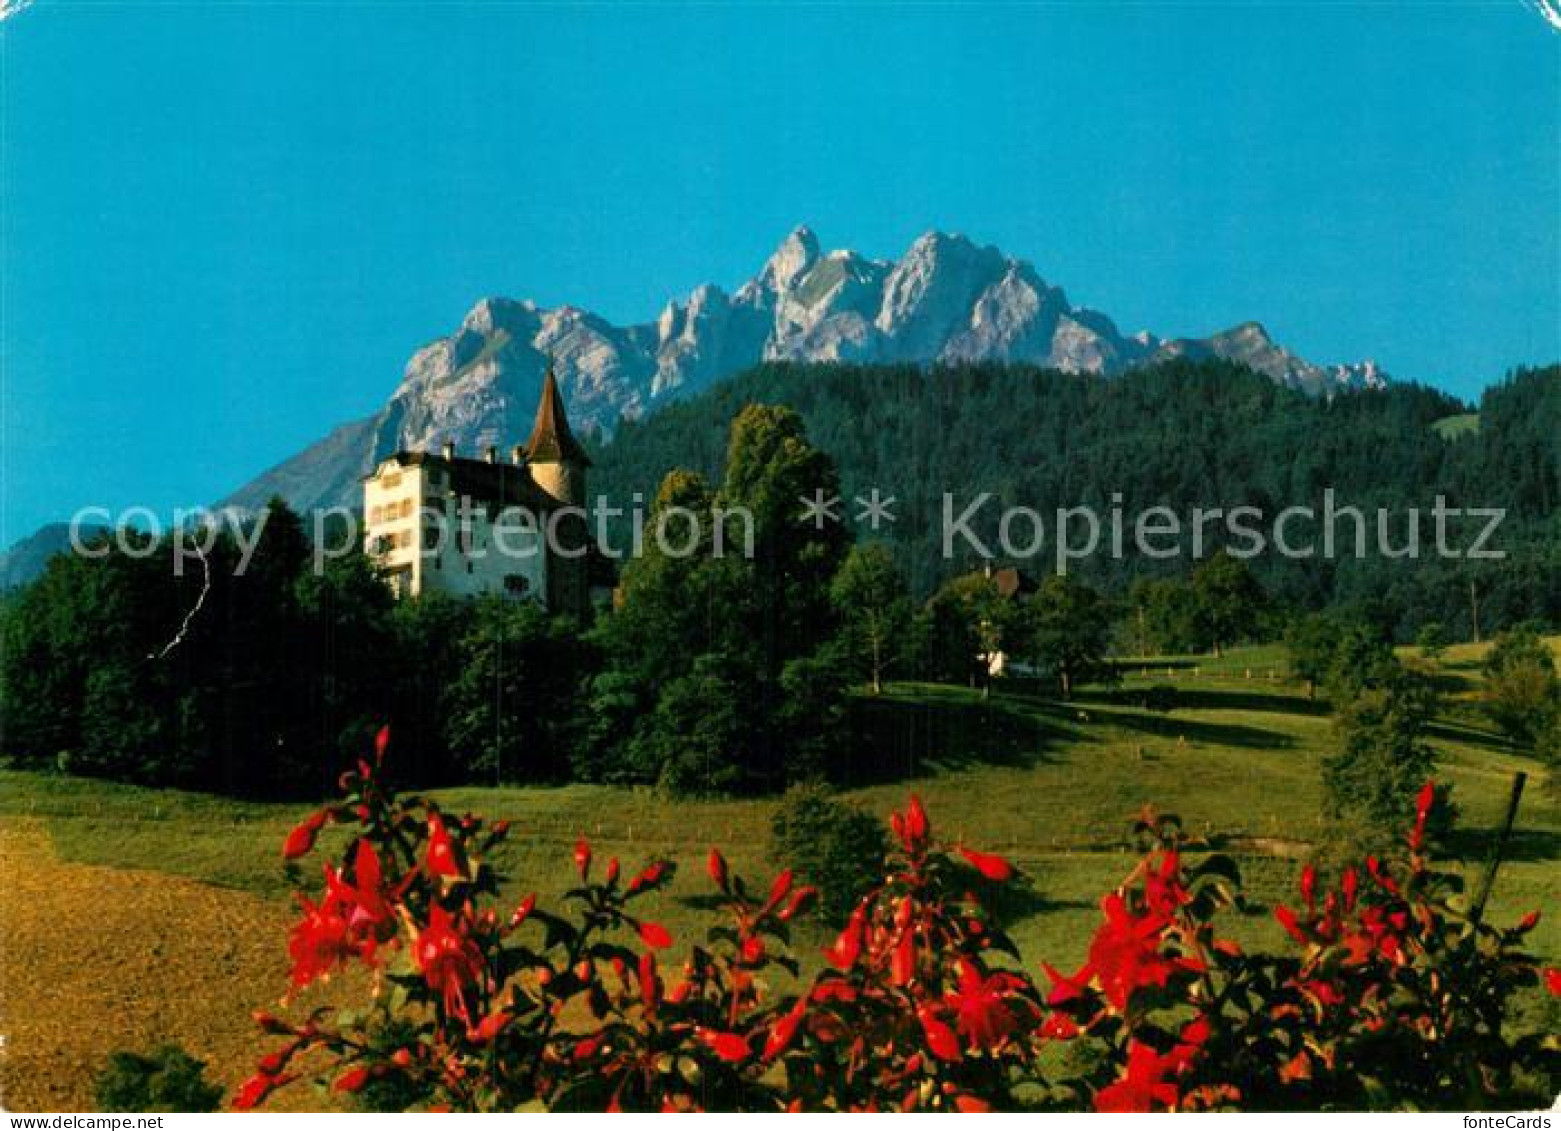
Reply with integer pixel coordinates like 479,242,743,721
221,227,1386,514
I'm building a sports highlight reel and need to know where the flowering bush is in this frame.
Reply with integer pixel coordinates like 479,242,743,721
241,731,1560,1111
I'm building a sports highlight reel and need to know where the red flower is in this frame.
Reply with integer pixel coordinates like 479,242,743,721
707,848,728,889
1279,1050,1313,1084
232,1071,292,1111
892,795,931,854
697,1028,751,1063
891,931,916,987
1298,864,1317,909
1274,904,1308,945
574,837,592,881
333,1066,371,1093
944,959,1020,1051
1516,910,1541,933
1366,855,1399,895
639,952,661,1011
917,1004,961,1062
1144,850,1188,915
764,999,808,1062
889,793,931,857
778,886,817,922
425,814,462,879
1543,967,1561,997
471,1008,512,1044
1040,1011,1080,1039
1297,977,1345,1007
741,934,766,964
627,860,668,894
959,846,1014,883
1342,867,1359,910
823,908,865,971
1093,1040,1186,1112
282,811,325,860
765,868,794,911
415,903,486,1021
324,841,399,953
286,893,355,989
1179,1015,1210,1048
1410,779,1436,850
255,1043,297,1077
1042,961,1093,1006
1087,893,1201,1010
906,794,929,841
636,920,672,949
811,981,858,1004
508,892,536,930
374,724,391,763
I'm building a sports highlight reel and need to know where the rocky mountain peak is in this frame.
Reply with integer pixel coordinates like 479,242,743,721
462,296,537,337
1219,321,1275,346
220,226,1392,515
758,225,822,292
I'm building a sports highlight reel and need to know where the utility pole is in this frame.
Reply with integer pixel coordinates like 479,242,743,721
494,622,504,788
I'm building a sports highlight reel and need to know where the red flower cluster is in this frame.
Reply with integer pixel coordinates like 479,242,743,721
1042,849,1206,1021
415,903,487,1022
1094,1018,1209,1113
287,840,400,990
244,742,1557,1113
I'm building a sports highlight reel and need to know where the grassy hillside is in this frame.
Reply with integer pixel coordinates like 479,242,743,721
4,641,1556,976
1433,412,1482,439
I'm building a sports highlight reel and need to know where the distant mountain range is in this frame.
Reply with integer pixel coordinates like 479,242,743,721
218,227,1387,515
0,523,105,590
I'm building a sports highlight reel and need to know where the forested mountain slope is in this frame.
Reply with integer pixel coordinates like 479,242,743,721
592,360,1560,637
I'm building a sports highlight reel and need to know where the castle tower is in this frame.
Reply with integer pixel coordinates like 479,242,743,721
523,362,591,507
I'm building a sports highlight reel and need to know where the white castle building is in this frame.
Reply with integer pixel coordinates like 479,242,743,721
362,366,598,618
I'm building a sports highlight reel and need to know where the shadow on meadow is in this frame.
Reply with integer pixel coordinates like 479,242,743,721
1075,685,1331,718
1447,825,1561,867
1017,694,1297,752
1424,719,1522,755
838,690,1074,786
674,867,1082,928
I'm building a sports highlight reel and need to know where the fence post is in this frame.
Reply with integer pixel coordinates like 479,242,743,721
1469,771,1527,927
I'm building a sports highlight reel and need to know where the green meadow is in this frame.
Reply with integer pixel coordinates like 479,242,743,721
3,639,1556,980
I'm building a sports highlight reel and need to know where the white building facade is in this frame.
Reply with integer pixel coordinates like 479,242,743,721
362,367,595,618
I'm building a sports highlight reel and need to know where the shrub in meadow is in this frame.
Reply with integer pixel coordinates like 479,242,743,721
94,1044,222,1113
240,728,1559,1111
769,783,888,923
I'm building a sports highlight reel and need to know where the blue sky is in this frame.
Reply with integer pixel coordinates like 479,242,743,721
3,3,1558,541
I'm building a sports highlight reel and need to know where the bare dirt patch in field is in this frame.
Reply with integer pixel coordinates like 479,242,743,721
0,819,336,1112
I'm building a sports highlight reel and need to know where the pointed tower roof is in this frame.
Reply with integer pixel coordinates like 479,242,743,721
524,362,591,466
